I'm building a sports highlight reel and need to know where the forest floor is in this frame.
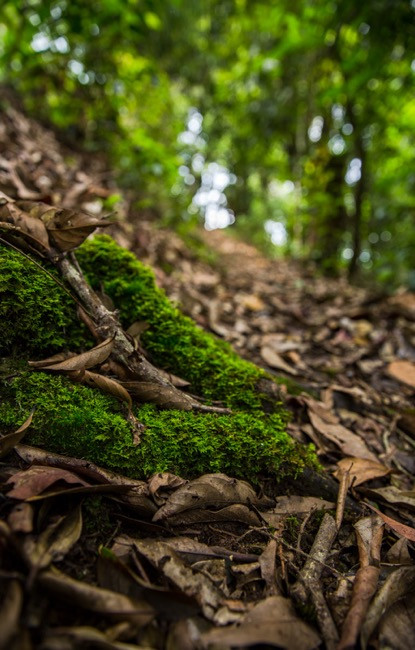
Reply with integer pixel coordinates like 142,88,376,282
1,101,415,649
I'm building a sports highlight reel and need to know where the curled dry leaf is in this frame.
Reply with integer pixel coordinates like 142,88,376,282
0,408,34,458
334,457,390,487
387,360,415,389
14,445,156,515
6,465,89,500
166,504,263,527
122,381,193,410
42,626,146,650
0,199,50,251
363,485,415,512
7,502,34,533
39,567,155,624
0,580,23,650
360,566,415,649
16,200,110,251
22,504,82,570
202,595,321,649
112,536,240,624
147,472,188,506
153,473,272,522
29,337,115,372
260,345,298,375
304,397,377,461
84,371,132,409
365,502,415,543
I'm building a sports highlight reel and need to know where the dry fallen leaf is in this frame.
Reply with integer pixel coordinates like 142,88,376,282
29,337,115,372
6,465,89,500
202,595,321,649
387,360,415,389
360,566,415,649
365,502,415,542
334,457,391,487
0,580,23,650
0,409,34,458
260,345,299,375
153,473,272,521
39,566,155,624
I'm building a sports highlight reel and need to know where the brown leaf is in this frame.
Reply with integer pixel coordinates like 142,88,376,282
305,398,377,461
22,504,82,570
5,465,89,499
338,565,380,650
387,360,415,389
39,567,155,624
260,345,298,375
364,486,415,512
41,626,141,650
122,381,193,410
263,496,335,518
166,504,263,527
17,200,109,251
7,502,34,533
0,409,34,458
0,580,23,650
112,536,241,624
29,337,114,372
14,445,156,515
365,502,415,542
202,595,321,649
360,566,415,649
334,457,391,487
0,199,50,251
153,473,272,521
84,371,132,409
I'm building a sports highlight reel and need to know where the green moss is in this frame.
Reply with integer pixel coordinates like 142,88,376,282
0,243,91,357
0,234,318,479
0,372,316,480
76,235,268,410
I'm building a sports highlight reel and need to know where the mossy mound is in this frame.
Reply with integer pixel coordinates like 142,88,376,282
0,372,315,480
0,236,317,479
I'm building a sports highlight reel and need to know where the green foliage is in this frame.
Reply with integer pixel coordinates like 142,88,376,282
0,371,316,480
0,243,91,356
2,0,413,284
77,235,268,410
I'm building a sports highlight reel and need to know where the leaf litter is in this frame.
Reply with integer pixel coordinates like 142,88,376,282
1,100,415,649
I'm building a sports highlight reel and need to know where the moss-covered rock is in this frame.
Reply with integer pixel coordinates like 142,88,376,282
0,236,318,479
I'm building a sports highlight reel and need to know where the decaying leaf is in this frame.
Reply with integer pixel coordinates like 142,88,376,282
14,445,156,514
122,381,193,410
84,371,132,409
7,502,34,533
111,536,242,624
0,409,34,458
304,397,378,461
6,465,90,500
41,626,145,650
17,200,109,251
363,485,415,512
387,360,415,389
360,566,415,649
260,345,299,375
334,457,390,487
153,473,272,521
365,502,415,542
0,580,23,650
22,504,82,570
0,198,50,251
29,337,115,372
39,566,155,624
202,595,321,649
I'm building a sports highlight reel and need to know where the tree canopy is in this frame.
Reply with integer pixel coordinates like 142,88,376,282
1,0,414,285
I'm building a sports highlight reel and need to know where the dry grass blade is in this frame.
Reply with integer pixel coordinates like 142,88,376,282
0,409,34,458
